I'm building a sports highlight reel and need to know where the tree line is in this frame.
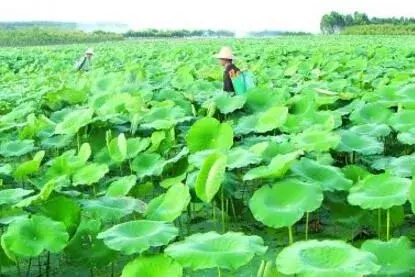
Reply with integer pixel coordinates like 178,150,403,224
320,11,415,34
124,29,235,38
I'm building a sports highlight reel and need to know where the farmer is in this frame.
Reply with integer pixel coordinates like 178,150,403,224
214,46,240,93
75,48,94,72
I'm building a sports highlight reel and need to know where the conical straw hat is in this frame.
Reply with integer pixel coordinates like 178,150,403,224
213,46,234,59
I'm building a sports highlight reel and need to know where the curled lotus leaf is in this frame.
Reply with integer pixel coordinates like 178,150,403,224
244,150,303,181
249,179,323,228
214,93,246,114
186,117,233,153
165,231,267,270
348,173,411,210
276,240,380,276
131,153,165,179
97,220,178,255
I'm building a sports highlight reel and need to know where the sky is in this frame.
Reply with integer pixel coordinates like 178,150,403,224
1,0,415,33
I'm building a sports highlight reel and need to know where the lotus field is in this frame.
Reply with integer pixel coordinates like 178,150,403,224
2,36,415,276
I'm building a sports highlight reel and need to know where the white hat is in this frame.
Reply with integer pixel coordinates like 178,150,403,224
85,48,94,55
213,46,234,60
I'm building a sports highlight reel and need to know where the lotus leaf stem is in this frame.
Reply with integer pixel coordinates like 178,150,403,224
386,208,390,241
378,209,381,238
305,212,309,240
221,186,225,233
288,225,294,245
256,260,266,277
218,267,221,277
26,258,32,277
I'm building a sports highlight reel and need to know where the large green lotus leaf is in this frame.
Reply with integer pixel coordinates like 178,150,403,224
1,215,69,258
0,164,12,176
108,133,127,163
349,124,391,138
388,110,415,132
72,163,109,186
244,150,303,181
186,117,233,153
41,134,73,149
147,131,166,153
282,110,341,134
54,108,93,135
121,254,183,277
361,237,415,276
342,165,370,183
235,107,288,135
291,129,340,152
291,158,353,191
382,155,415,178
97,220,178,255
396,84,415,109
348,174,411,210
141,105,191,130
0,188,34,206
145,183,190,222
165,231,267,270
126,137,151,159
81,196,145,223
227,147,262,169
0,140,36,157
13,150,45,182
188,150,215,168
350,103,392,124
244,88,284,113
34,195,81,236
397,128,415,145
106,175,137,197
256,106,289,133
276,240,380,276
131,153,165,179
64,218,117,268
195,152,227,203
160,173,187,189
249,179,323,228
365,86,399,107
214,94,246,114
336,130,384,155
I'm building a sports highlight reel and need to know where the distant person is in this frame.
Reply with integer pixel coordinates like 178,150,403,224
75,48,94,72
214,46,240,93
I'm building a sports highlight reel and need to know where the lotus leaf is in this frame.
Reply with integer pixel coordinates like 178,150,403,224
97,220,178,255
72,163,109,186
195,151,227,203
13,150,45,181
0,140,36,157
348,174,411,210
186,117,233,153
214,94,246,114
397,128,415,145
235,106,288,135
291,129,340,152
54,108,93,135
0,188,33,206
131,153,165,178
108,133,127,163
349,124,391,138
350,103,392,124
276,240,380,276
388,110,415,132
121,255,183,277
106,175,137,197
1,215,69,258
244,150,303,181
145,183,190,222
227,147,262,169
141,105,190,130
81,196,145,222
361,236,415,276
336,130,383,155
126,137,151,159
249,179,323,228
291,158,353,191
165,231,267,270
